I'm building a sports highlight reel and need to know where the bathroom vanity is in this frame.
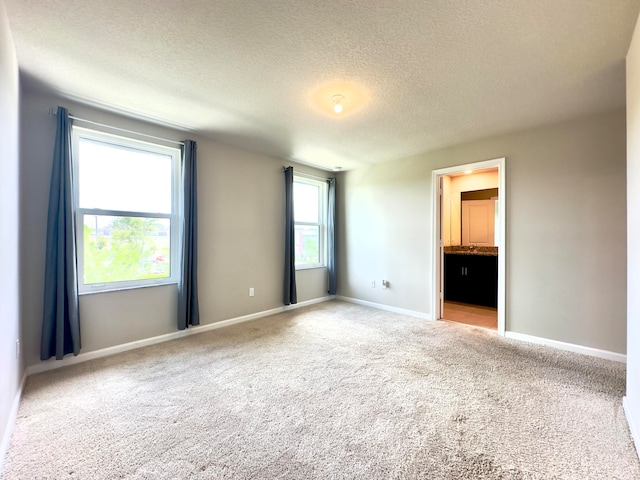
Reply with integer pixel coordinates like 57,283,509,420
444,247,498,308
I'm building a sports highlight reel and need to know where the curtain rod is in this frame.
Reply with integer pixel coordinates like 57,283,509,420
48,108,185,147
282,166,334,182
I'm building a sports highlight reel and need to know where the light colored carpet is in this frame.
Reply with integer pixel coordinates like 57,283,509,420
2,300,638,479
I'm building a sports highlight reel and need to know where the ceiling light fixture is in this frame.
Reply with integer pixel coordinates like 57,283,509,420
332,95,344,114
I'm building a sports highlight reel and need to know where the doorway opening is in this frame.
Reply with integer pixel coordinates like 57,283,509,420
432,158,506,335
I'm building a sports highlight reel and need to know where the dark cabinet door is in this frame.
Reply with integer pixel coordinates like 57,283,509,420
444,254,497,308
444,254,468,303
465,255,497,307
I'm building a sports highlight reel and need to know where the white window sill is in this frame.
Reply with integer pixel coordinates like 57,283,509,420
79,281,178,296
295,265,327,271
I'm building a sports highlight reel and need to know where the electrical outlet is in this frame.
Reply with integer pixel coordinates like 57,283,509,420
371,280,376,288
15,339,20,359
382,280,388,290
249,288,255,297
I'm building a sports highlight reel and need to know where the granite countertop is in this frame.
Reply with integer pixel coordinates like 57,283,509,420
444,246,498,256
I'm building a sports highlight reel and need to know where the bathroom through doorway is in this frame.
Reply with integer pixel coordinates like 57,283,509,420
432,158,506,334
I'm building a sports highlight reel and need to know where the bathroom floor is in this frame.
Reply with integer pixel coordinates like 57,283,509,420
442,301,497,330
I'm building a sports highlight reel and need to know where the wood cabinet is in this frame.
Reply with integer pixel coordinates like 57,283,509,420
444,253,497,308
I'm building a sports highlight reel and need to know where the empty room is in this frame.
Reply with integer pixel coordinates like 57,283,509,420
2,1,640,478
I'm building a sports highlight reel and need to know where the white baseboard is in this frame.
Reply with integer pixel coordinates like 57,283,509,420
335,295,432,320
335,296,624,362
0,373,26,475
505,331,626,363
26,296,334,376
624,396,640,460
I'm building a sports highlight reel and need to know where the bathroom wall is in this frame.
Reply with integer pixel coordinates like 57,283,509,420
448,169,499,246
442,175,452,246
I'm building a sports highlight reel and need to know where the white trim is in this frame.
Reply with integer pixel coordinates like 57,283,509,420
26,296,334,376
432,157,506,335
0,373,27,475
623,396,640,460
283,295,334,310
336,295,625,362
335,295,432,320
505,331,626,363
337,294,626,363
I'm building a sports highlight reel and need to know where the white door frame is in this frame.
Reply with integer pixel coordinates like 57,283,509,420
431,157,506,335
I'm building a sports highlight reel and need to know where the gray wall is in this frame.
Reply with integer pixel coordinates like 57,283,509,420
20,88,331,368
0,0,22,461
338,109,627,354
626,9,640,451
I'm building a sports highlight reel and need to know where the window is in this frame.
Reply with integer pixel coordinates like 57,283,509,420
72,127,180,293
294,177,326,268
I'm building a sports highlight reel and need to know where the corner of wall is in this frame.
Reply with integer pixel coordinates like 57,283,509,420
624,397,640,460
0,1,24,474
626,4,640,462
0,374,26,474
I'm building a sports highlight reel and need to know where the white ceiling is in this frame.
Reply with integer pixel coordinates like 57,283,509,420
5,0,640,171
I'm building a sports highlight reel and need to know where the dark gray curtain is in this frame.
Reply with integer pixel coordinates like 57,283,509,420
327,178,337,295
284,166,297,305
41,106,81,360
178,140,200,330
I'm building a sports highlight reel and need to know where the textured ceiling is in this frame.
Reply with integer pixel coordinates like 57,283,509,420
5,0,640,171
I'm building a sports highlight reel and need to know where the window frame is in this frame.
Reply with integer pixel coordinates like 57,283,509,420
293,175,327,270
71,126,181,294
